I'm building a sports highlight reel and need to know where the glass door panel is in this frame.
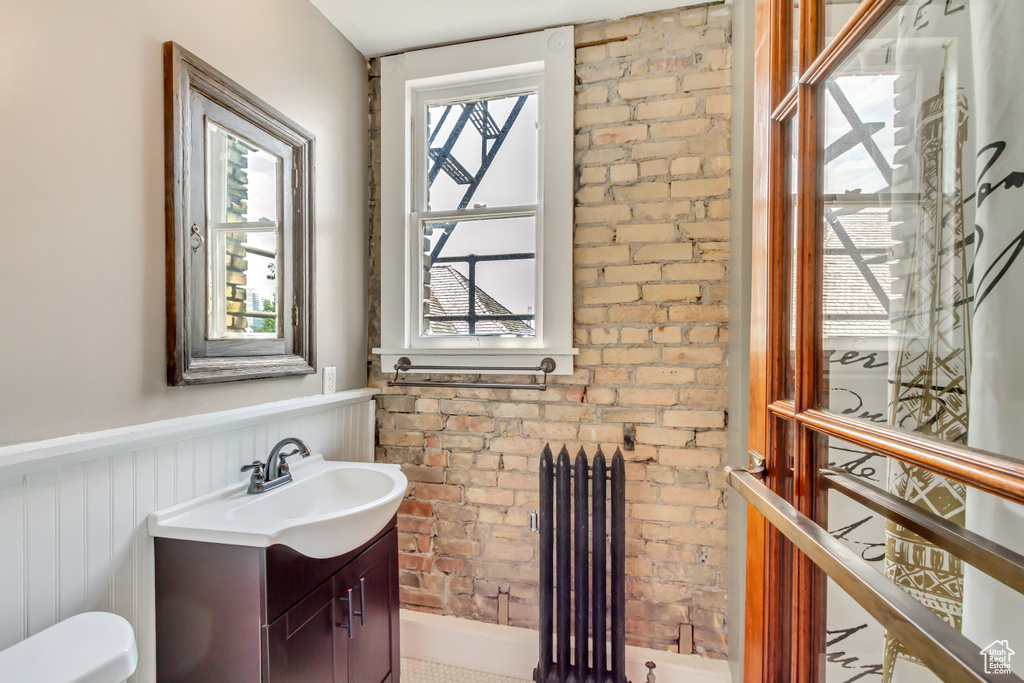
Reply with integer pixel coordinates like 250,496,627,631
820,432,1024,675
784,116,799,401
791,0,801,87
749,0,1024,680
819,0,1024,462
822,434,964,638
776,417,796,504
825,574,946,683
823,1,866,48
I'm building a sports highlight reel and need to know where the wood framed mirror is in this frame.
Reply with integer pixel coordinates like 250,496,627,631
164,42,315,385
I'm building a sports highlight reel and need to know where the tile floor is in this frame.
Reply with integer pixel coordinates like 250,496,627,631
401,658,532,683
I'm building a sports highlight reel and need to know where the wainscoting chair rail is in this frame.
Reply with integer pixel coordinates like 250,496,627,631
822,467,1024,595
729,466,1023,683
387,357,555,390
0,388,378,477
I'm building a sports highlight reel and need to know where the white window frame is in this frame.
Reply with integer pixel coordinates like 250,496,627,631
375,27,576,375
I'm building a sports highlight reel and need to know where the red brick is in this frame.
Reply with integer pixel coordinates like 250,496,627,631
399,500,433,517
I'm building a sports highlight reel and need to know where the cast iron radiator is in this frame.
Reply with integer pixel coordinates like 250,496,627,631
534,444,631,683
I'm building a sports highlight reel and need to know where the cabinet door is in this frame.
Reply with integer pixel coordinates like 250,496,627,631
266,580,337,683
334,529,398,683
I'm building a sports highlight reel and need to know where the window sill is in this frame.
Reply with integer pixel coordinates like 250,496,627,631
373,348,577,376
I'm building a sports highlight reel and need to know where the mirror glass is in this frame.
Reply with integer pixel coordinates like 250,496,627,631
205,121,282,341
165,42,315,385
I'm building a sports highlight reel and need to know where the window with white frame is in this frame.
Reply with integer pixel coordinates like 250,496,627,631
375,27,576,374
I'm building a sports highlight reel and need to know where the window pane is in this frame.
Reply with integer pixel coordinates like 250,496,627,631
421,216,536,337
784,117,797,401
818,5,1024,653
824,571,947,682
426,92,538,211
205,121,281,340
820,434,1024,679
791,0,800,86
824,0,869,50
818,1,1024,462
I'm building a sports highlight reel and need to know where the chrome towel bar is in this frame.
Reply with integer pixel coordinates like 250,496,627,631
386,356,555,391
822,467,1024,593
728,466,1020,683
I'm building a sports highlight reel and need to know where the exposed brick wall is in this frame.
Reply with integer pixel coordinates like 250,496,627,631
367,2,732,658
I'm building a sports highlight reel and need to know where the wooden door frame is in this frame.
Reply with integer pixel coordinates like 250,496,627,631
744,0,796,678
744,0,1024,681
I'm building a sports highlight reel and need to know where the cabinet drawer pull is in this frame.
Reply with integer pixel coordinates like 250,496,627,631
336,579,367,639
337,589,354,639
354,578,366,626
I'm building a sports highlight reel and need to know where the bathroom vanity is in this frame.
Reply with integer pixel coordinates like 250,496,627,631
154,519,399,683
148,454,407,683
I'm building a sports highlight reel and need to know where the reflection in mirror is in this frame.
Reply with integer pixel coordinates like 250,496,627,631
165,41,315,385
205,122,282,341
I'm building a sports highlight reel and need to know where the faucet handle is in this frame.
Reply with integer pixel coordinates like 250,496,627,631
276,448,305,477
241,460,266,481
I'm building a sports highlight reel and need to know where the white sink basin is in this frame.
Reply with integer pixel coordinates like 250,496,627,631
148,455,408,559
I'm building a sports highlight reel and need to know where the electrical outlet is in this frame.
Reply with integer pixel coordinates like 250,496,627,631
322,366,336,394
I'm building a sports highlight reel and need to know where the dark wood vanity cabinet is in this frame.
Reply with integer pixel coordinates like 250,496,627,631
155,518,399,683
266,580,337,682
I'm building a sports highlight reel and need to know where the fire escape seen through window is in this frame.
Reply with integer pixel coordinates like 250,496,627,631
420,92,539,338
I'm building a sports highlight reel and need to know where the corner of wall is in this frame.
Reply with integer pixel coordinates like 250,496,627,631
725,0,755,679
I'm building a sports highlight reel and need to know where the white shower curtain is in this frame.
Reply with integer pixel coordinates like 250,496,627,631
888,0,1024,664
962,0,1024,653
882,5,974,680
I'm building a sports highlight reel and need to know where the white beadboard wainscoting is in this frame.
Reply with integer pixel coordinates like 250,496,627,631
0,388,378,682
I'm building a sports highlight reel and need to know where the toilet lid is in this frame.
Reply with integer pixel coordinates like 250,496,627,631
0,612,138,683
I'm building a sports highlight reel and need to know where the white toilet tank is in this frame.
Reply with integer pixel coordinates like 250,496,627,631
0,612,138,683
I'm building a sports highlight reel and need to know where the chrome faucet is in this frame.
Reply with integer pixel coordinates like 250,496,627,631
241,437,311,494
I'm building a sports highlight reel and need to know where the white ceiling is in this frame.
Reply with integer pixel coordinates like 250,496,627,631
310,0,719,58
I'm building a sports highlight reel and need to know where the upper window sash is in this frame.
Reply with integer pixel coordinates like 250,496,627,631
413,77,542,216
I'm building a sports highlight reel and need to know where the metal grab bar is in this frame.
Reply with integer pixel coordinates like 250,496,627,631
728,466,1023,683
823,468,1024,594
387,356,555,391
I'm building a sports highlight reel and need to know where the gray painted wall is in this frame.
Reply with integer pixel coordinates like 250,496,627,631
0,0,369,446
